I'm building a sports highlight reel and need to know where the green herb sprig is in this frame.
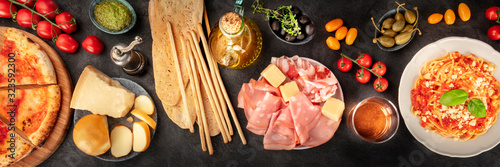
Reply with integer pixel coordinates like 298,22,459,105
251,0,301,36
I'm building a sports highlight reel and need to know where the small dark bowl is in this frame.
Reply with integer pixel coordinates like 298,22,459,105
374,8,418,51
268,15,315,45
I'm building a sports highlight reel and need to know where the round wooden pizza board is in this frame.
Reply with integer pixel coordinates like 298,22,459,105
0,27,73,167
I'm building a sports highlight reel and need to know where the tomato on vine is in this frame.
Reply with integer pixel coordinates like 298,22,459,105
356,69,371,83
35,0,60,19
374,77,389,92
16,0,34,7
16,9,41,29
486,6,500,25
37,20,60,40
0,0,16,18
337,57,352,72
56,12,77,34
356,53,372,68
372,61,387,76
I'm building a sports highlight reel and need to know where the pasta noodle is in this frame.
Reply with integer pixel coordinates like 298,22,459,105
410,52,500,140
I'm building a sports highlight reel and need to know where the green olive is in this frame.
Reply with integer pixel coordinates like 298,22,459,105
394,13,405,21
382,18,396,29
405,10,417,24
392,20,406,32
373,36,395,48
382,29,398,37
401,24,413,33
394,31,413,45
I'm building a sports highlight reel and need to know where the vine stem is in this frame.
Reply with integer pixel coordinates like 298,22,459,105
340,53,382,78
8,0,61,29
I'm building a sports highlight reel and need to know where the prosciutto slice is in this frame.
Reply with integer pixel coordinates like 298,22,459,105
271,56,338,103
238,79,282,135
263,107,297,150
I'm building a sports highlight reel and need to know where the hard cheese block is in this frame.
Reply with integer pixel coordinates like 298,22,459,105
70,65,135,118
261,64,286,88
321,97,344,121
279,81,300,102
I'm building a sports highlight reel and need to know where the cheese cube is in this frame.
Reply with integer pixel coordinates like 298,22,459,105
279,81,300,102
321,98,345,121
261,64,286,88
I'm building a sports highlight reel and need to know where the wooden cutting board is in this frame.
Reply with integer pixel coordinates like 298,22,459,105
0,27,73,167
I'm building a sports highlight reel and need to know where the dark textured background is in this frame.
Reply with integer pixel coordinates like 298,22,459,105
1,0,500,166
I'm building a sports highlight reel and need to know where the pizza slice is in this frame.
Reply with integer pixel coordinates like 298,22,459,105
0,85,61,146
0,119,34,166
0,28,57,87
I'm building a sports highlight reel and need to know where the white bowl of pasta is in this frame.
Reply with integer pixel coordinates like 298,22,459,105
399,37,500,158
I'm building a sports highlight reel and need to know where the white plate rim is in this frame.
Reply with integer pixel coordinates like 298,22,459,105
398,36,500,158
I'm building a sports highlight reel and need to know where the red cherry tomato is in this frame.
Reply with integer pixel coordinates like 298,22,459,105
372,62,387,76
35,0,59,19
16,0,35,7
486,6,500,22
337,57,352,72
55,12,77,34
0,0,16,18
373,77,389,92
488,25,500,41
82,35,104,54
356,53,372,68
16,9,41,29
356,69,371,83
36,21,61,40
56,34,78,53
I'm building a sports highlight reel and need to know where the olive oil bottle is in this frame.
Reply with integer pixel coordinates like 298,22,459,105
208,12,262,69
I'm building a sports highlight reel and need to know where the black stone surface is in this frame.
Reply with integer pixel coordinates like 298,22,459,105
0,0,499,166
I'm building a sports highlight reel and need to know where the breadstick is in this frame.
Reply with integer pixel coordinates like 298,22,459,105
181,37,206,151
196,24,247,144
166,22,193,132
196,24,237,135
188,31,230,143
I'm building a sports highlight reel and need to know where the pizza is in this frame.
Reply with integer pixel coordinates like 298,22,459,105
0,28,57,87
0,28,61,165
0,121,34,166
0,85,61,145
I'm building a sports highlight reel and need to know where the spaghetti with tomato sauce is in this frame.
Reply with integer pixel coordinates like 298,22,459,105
410,52,500,140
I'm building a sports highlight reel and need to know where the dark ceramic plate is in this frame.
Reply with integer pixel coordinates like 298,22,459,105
268,14,315,45
374,8,418,51
73,77,157,162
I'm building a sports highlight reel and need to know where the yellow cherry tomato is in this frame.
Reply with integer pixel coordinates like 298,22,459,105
444,9,456,25
428,13,443,24
345,28,357,45
458,3,471,22
326,36,340,50
325,18,343,32
335,26,348,40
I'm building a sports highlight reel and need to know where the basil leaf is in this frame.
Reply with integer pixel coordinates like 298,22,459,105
468,99,486,118
440,89,469,106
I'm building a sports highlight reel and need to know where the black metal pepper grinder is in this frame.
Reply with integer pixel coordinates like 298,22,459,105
110,36,147,75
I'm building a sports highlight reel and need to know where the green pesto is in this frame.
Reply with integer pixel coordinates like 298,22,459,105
94,1,132,31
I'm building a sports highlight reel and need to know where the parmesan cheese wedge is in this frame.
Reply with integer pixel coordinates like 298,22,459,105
133,121,151,152
131,109,157,129
70,66,135,118
110,125,133,158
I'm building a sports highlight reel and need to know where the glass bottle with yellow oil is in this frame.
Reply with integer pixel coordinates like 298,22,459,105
208,11,262,69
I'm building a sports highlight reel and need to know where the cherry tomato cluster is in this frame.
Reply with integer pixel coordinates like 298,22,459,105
325,18,357,50
337,53,389,92
0,0,103,54
486,6,500,41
